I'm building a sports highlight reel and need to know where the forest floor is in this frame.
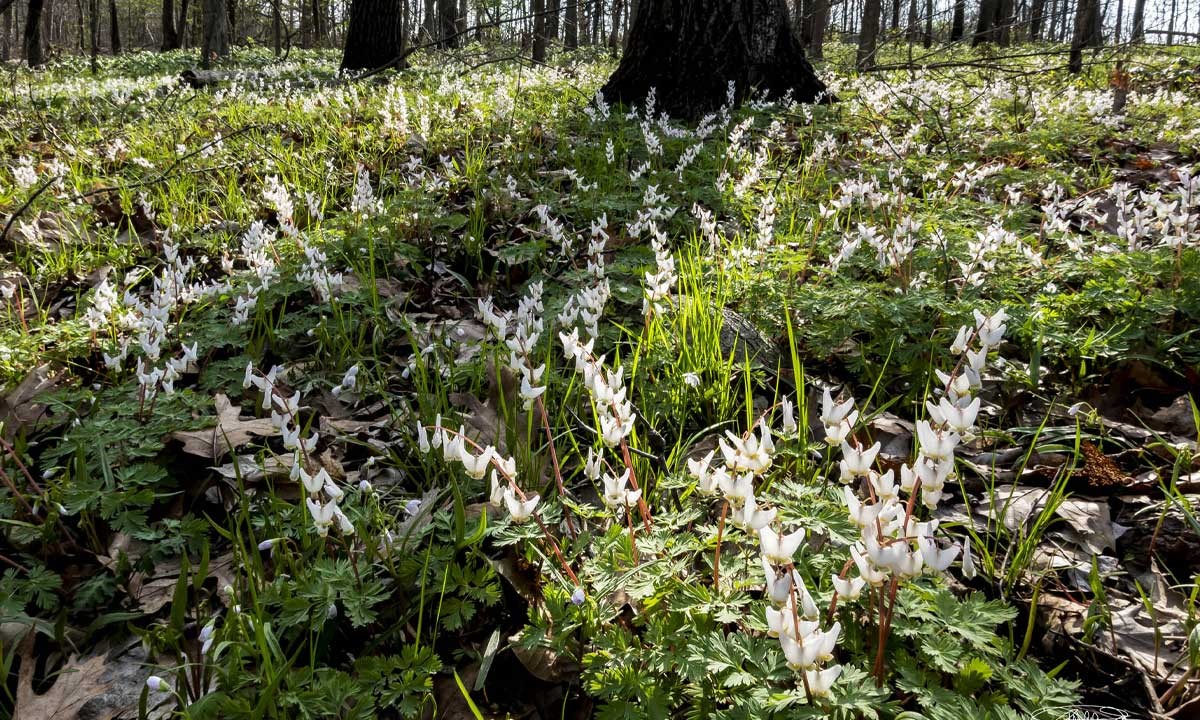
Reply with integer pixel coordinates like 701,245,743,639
1,40,1199,720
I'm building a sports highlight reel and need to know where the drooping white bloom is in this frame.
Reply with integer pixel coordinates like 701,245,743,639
832,573,866,601
729,494,776,530
602,468,642,510
503,488,540,522
759,526,806,565
687,450,718,495
839,441,881,482
805,664,843,697
459,444,495,480
780,397,797,434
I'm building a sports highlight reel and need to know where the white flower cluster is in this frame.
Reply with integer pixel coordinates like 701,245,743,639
231,221,280,326
688,405,844,697
479,282,546,410
416,419,537,522
557,215,611,339
559,330,635,448
11,156,37,189
350,164,382,218
262,175,297,236
642,224,677,317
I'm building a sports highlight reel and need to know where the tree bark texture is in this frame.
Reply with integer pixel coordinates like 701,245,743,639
1029,0,1045,38
1129,0,1145,39
200,0,227,68
24,0,44,64
88,0,96,70
807,0,829,57
857,0,882,68
340,0,403,69
603,0,826,120
532,0,546,59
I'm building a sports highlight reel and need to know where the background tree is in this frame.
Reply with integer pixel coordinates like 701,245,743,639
200,0,228,68
602,0,826,120
1069,0,1101,70
23,0,44,65
341,0,403,69
857,0,882,68
107,0,118,52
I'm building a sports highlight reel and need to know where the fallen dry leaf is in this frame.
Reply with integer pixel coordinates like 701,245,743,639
16,636,161,720
171,394,277,461
1,364,64,440
128,552,238,613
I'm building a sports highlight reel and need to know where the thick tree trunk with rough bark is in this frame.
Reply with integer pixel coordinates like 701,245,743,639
857,0,882,68
24,0,45,65
973,0,998,43
436,0,457,46
340,0,404,69
602,0,826,120
200,0,228,68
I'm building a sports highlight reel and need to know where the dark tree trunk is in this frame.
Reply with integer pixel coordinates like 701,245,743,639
564,0,577,47
950,0,965,38
996,0,1013,44
200,0,227,68
1166,0,1175,42
857,0,882,68
421,0,433,40
607,0,622,48
88,0,97,70
547,0,559,41
271,0,280,53
107,0,119,51
922,0,931,45
890,0,899,28
905,0,917,40
808,0,829,56
225,0,235,43
161,0,178,48
1029,0,1044,37
436,0,457,46
1129,0,1143,39
341,0,403,68
1068,0,1098,71
24,0,44,65
177,0,190,47
532,0,546,59
1112,0,1121,42
973,0,997,43
603,0,826,119
1,0,12,60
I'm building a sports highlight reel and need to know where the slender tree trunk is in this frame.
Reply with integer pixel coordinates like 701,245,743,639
607,0,622,48
1,1,12,60
1068,0,1097,71
1112,0,1121,42
161,0,177,48
88,0,97,69
1166,0,1175,42
890,0,899,28
564,0,577,46
271,0,280,52
973,0,997,43
1029,0,1045,37
809,0,829,56
1129,0,1143,39
905,0,917,40
436,0,456,46
41,0,51,52
177,0,189,47
950,0,965,38
856,0,882,67
547,0,559,41
199,0,227,67
923,0,931,44
24,0,44,64
997,0,1014,44
224,0,234,43
421,0,432,40
107,0,118,51
341,0,403,67
532,0,546,58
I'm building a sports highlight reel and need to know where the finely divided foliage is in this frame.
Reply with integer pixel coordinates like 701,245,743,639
0,43,1197,719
